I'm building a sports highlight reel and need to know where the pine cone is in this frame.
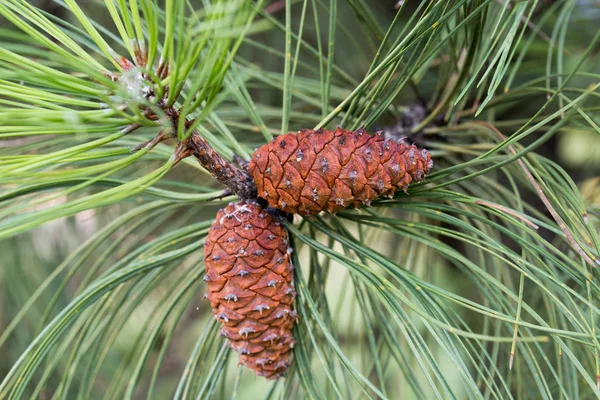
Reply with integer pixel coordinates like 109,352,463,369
248,127,433,215
204,201,297,379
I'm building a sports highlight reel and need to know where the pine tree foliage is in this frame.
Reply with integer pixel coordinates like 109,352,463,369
0,0,599,399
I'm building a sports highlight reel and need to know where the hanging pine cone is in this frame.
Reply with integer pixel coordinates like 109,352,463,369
204,201,297,379
248,127,433,215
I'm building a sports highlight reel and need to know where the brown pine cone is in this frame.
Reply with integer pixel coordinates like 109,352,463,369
204,201,297,379
248,127,433,215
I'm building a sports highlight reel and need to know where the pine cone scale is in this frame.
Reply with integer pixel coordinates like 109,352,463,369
272,135,299,164
294,141,317,179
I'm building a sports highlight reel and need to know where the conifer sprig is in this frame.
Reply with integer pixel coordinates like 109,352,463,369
1,0,599,399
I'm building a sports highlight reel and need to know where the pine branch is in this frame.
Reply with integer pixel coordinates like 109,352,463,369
186,131,257,199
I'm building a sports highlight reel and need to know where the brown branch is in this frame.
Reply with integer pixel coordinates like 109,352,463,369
153,106,257,199
186,131,257,200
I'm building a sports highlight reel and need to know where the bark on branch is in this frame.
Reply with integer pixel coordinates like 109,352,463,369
186,132,257,200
